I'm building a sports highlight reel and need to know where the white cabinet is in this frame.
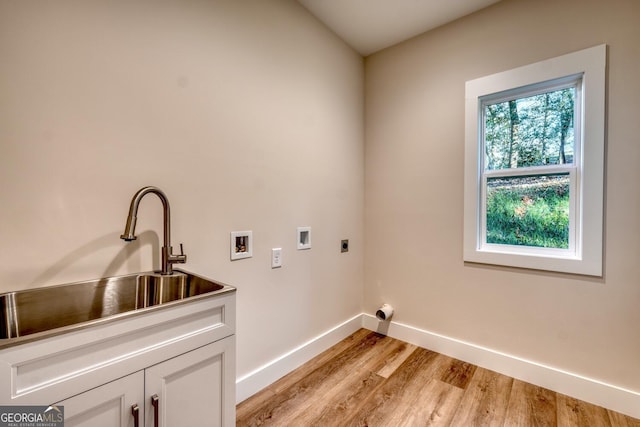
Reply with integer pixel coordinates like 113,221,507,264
57,338,235,427
145,337,235,427
56,372,143,427
0,292,236,427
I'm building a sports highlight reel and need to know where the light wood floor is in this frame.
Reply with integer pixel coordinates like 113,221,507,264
237,329,639,426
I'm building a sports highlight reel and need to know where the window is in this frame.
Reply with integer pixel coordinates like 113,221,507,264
464,45,606,276
482,79,579,254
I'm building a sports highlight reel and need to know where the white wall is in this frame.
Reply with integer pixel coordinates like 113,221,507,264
365,0,640,395
0,0,364,382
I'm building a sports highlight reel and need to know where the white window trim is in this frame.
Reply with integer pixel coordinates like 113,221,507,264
463,45,606,276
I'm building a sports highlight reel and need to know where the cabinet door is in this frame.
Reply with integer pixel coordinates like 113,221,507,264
55,371,144,427
145,337,236,427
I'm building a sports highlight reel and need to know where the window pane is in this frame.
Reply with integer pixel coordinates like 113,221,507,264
484,87,575,170
486,174,570,249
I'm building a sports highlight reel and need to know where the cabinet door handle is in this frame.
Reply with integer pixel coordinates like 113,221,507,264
151,394,159,427
131,404,140,427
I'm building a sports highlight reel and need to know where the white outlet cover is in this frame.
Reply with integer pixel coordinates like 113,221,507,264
297,226,311,250
231,231,253,260
272,248,283,268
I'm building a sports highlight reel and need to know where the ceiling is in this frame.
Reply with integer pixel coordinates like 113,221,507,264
297,0,502,56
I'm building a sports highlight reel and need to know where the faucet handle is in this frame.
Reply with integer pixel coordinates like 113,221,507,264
172,243,187,264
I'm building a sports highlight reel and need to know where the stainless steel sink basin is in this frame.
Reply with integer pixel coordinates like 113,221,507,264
135,272,224,307
0,270,233,343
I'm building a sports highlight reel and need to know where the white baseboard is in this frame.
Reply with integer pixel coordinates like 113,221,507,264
235,313,640,419
235,314,363,404
361,313,640,420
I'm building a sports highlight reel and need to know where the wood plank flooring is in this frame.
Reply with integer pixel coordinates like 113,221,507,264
237,329,640,426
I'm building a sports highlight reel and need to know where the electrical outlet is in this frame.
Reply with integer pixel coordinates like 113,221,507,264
272,248,283,268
